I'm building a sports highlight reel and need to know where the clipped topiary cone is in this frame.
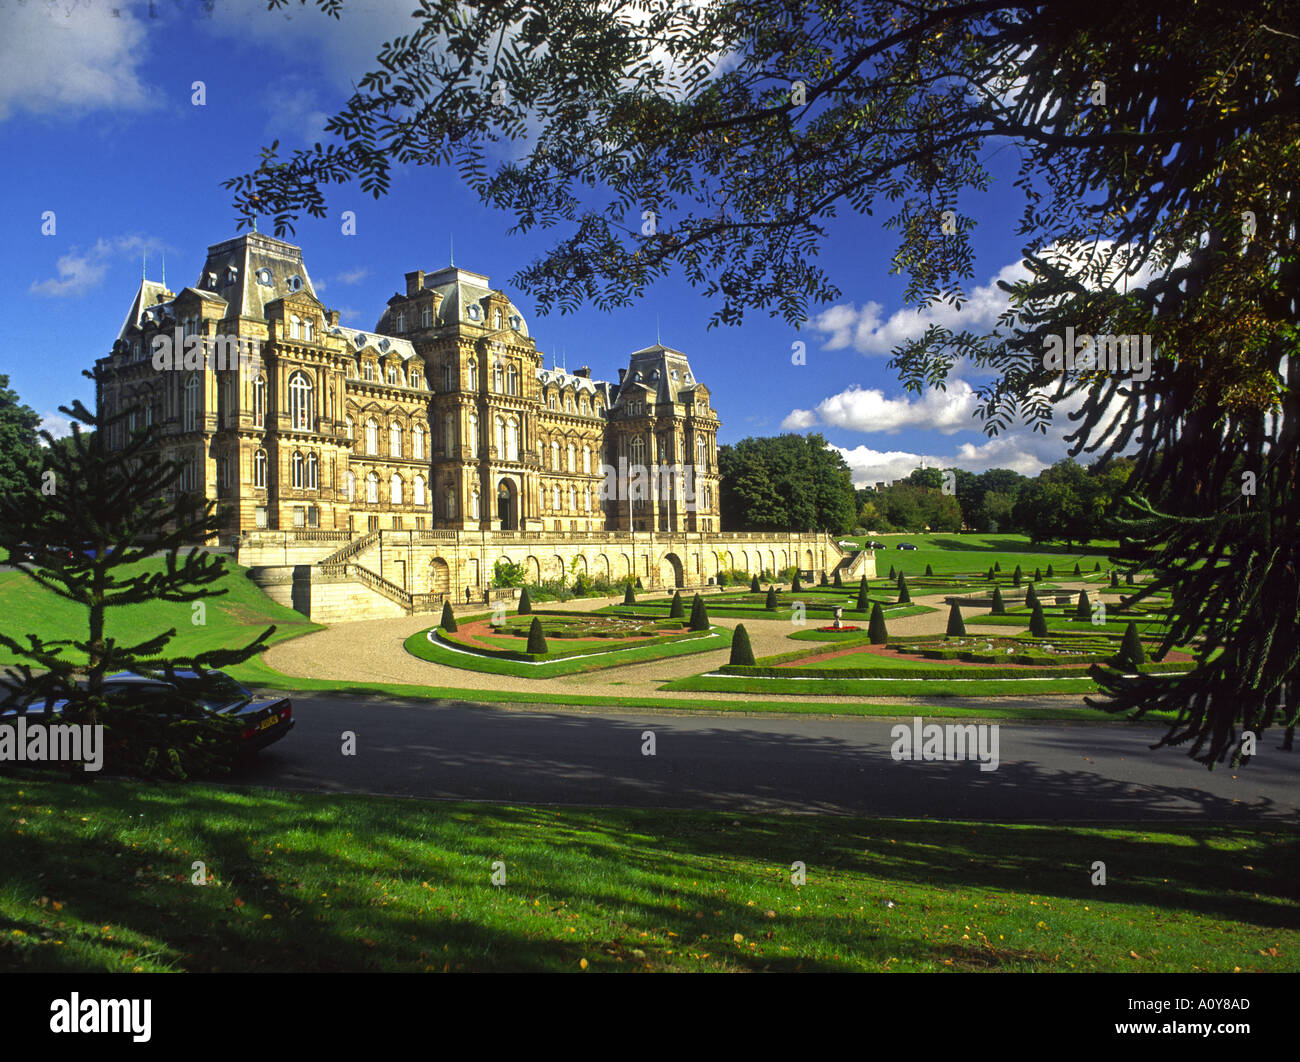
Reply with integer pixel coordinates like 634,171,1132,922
946,602,967,636
729,623,756,666
517,586,532,615
440,599,458,632
868,602,888,644
526,616,548,654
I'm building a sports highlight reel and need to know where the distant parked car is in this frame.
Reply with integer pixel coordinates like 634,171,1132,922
896,542,918,550
866,541,887,550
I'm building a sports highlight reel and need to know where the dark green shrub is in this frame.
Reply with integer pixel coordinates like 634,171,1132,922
868,603,888,644
1034,567,1042,580
833,569,843,588
750,574,760,593
1029,602,1048,637
897,574,911,605
1117,622,1146,669
1125,571,1135,585
1013,565,1023,586
1075,590,1091,621
1025,583,1039,609
689,594,710,631
765,586,778,610
623,583,635,605
1046,564,1055,578
819,571,828,586
856,576,869,612
1094,561,1101,572
729,623,755,665
440,600,458,632
517,587,532,615
792,573,802,592
994,561,1001,572
888,564,896,580
635,577,643,589
669,590,684,618
991,587,1006,615
946,603,967,636
986,566,995,580
526,617,548,654
1110,570,1119,589
1073,562,1082,576
925,564,933,576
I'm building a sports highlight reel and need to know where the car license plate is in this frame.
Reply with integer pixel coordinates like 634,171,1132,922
258,714,279,730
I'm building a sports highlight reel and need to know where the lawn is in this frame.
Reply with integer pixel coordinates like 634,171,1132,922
848,534,1119,578
0,559,320,666
2,776,1294,972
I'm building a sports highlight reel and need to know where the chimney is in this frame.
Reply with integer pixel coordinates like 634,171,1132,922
327,309,340,326
405,270,425,297
618,368,627,384
575,366,591,378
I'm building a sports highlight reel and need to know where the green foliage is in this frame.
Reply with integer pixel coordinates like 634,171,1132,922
669,590,684,618
818,570,828,586
729,623,756,666
526,617,549,654
623,583,636,605
493,559,526,589
1046,565,1055,578
994,561,1001,572
440,600,458,632
791,573,802,592
991,587,1006,615
833,569,843,588
888,564,896,580
1029,603,1049,638
1013,565,1023,587
868,603,888,644
1118,622,1146,670
1074,563,1082,576
1111,570,1120,589
689,594,709,631
897,574,911,605
517,587,532,614
925,564,933,576
764,586,778,610
1034,567,1042,581
855,576,869,612
986,566,995,580
1075,590,1091,621
749,574,760,593
717,434,857,534
1025,583,1040,610
946,603,967,637
0,373,41,508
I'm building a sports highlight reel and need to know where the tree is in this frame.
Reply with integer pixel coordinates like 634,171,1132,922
0,374,41,515
493,559,526,589
868,603,888,645
855,577,868,612
1110,570,1120,589
1117,622,1146,671
718,434,856,533
1075,591,1091,622
897,574,911,605
1046,565,1055,579
791,573,802,592
1034,568,1042,581
1073,562,1082,577
924,564,933,577
729,623,755,666
242,0,1300,767
1012,565,1022,587
669,590,684,618
749,573,760,594
623,583,636,606
888,565,896,581
1025,583,1039,610
832,568,842,589
994,561,1001,573
991,587,1006,615
0,375,273,779
1029,602,1049,638
440,600,458,632
689,594,710,631
526,617,549,654
986,566,995,581
946,603,966,637
764,586,778,611
517,587,532,615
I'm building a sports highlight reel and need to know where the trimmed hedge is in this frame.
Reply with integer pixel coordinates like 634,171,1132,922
729,623,756,666
440,600,458,632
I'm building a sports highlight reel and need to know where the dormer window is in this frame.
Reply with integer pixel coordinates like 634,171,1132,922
378,338,391,352
467,304,481,321
396,312,405,331
354,334,367,348
363,362,375,381
255,267,273,286
225,266,238,286
494,308,503,329
422,306,432,327
509,314,521,330
205,271,217,289
387,365,399,385
286,274,304,293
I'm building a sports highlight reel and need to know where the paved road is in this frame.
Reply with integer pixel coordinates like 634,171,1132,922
233,693,1300,822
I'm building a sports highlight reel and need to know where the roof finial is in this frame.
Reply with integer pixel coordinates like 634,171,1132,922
450,234,454,267
656,315,661,347
142,253,146,281
161,251,166,289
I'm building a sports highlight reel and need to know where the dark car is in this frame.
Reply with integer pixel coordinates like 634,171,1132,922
896,542,918,550
866,541,888,550
4,669,293,764
100,670,294,755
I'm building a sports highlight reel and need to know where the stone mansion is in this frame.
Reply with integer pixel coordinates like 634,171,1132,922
95,232,867,616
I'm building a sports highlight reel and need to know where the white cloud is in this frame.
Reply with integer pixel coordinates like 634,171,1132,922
784,379,981,435
0,1,154,121
30,235,168,297
38,411,73,441
335,268,369,285
835,430,1065,486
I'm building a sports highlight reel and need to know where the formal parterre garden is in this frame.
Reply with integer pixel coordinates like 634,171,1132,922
405,606,732,679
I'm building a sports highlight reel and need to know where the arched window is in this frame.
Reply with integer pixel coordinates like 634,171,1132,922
506,364,519,395
467,413,478,457
365,418,378,455
288,371,313,430
565,394,573,412
391,473,403,505
583,446,591,474
292,451,304,488
388,365,400,386
551,440,560,469
505,418,518,461
444,414,455,456
492,362,503,393
346,470,355,501
306,452,318,490
630,436,645,467
396,311,405,332
445,487,456,519
253,376,266,428
547,391,556,409
253,449,267,488
183,373,200,432
584,486,592,511
494,308,503,329
697,435,708,469
302,318,313,342
289,315,301,340
413,475,426,507
345,416,353,440
566,443,575,472
495,415,505,455
471,489,480,520
390,421,402,457
553,485,561,509
568,486,576,510
413,423,425,460
467,360,477,390
366,472,379,503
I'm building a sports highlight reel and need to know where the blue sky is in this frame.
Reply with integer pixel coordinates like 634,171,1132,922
0,0,1089,484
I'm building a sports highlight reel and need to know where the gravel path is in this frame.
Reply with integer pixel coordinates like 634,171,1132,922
261,584,1113,706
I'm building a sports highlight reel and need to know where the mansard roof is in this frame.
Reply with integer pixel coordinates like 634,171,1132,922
617,344,702,405
375,265,532,338
116,279,174,340
328,324,419,362
194,232,320,320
